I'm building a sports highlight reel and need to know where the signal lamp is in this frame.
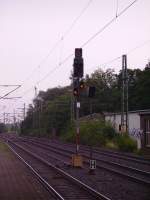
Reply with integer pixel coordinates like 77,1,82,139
73,88,79,96
79,81,85,89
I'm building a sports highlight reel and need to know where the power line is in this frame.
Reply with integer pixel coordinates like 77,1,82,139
22,36,150,100
87,39,150,71
127,40,150,55
1,0,141,117
18,0,139,100
37,0,139,84
21,0,93,87
116,0,119,17
21,39,62,86
81,0,138,48
63,0,93,39
2,97,22,100
0,85,21,100
37,53,74,85
97,56,121,68
21,52,74,97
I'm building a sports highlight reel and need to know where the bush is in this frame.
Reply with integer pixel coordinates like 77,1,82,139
62,120,117,147
102,125,116,139
61,120,137,153
105,140,118,149
115,134,137,152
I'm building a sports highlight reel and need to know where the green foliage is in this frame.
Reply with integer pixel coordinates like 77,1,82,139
114,134,137,152
0,123,6,133
21,62,150,143
62,120,116,147
105,140,118,149
62,121,137,153
102,124,116,139
21,86,72,136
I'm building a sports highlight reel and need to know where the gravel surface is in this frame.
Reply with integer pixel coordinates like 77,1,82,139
18,141,150,200
0,140,55,200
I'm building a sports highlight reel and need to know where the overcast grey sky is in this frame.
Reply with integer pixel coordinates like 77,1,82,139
0,0,150,122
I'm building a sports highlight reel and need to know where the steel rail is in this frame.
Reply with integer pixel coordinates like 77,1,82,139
92,148,150,165
7,143,65,200
50,140,150,165
23,137,150,164
25,140,150,186
7,140,111,200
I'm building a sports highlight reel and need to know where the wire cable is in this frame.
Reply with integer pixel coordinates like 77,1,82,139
63,0,93,39
35,0,139,85
81,0,138,48
20,0,139,99
21,0,93,87
127,40,150,55
116,0,119,17
0,85,21,100
87,39,150,71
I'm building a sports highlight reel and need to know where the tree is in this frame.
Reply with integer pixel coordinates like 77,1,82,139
21,63,150,137
0,123,6,133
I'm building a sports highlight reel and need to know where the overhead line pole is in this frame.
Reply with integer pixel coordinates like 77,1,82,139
125,56,129,132
121,55,128,133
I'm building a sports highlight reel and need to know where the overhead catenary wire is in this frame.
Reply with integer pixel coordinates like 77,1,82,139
33,0,140,85
126,40,150,55
88,39,150,71
4,0,93,111
21,0,139,99
22,37,150,100
116,0,119,17
62,0,93,39
81,0,138,48
6,0,141,115
21,0,93,87
0,85,21,100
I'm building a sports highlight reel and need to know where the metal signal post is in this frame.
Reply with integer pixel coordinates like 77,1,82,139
76,100,80,154
72,48,83,167
121,55,129,133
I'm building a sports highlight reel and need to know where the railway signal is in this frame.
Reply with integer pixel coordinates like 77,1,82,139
73,48,83,78
73,88,79,96
79,80,85,90
73,80,86,97
72,48,84,168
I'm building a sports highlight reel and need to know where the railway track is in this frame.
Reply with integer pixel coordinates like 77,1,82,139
19,136,150,166
6,140,110,200
21,139,150,186
4,134,150,164
50,139,150,165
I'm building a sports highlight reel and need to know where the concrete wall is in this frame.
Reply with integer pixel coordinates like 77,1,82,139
105,112,142,149
105,112,141,132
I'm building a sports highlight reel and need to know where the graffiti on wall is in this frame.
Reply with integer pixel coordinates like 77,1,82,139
129,128,143,139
